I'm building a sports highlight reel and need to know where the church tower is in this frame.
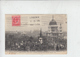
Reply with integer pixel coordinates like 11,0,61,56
38,28,43,44
58,23,63,37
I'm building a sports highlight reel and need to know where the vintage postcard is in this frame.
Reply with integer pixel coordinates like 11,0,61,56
5,14,67,54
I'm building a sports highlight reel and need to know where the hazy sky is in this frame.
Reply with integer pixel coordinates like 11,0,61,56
5,14,67,32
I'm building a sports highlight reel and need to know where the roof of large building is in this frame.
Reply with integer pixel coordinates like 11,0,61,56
49,19,57,25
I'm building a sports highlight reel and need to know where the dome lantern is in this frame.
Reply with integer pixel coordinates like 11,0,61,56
49,16,57,25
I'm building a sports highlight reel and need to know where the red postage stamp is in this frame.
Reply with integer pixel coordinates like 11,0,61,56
12,15,21,26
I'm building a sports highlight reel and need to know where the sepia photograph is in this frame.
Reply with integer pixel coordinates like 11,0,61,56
5,14,67,54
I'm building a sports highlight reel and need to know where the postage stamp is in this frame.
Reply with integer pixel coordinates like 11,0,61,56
5,14,67,54
12,15,21,26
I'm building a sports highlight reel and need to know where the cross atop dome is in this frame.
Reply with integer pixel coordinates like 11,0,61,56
52,15,54,20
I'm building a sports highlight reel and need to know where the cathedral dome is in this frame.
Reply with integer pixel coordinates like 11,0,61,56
49,19,57,25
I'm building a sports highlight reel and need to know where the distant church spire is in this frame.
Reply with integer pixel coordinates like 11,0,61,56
40,28,42,37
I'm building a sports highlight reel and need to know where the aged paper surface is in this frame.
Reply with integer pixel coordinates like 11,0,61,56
5,14,67,54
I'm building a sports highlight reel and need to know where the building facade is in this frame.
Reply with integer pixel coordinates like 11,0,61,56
46,16,63,38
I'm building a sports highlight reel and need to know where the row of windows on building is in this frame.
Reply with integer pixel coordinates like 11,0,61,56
47,33,63,36
48,29,62,32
